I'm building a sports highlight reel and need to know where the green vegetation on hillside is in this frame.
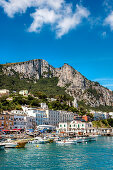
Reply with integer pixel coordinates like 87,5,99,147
0,65,113,113
31,77,72,98
92,119,113,128
0,66,71,99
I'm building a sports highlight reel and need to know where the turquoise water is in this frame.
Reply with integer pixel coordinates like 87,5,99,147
0,137,113,169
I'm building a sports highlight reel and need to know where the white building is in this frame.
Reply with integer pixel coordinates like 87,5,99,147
108,112,113,119
22,106,37,117
59,120,92,134
25,116,36,129
13,115,27,129
11,110,25,115
40,103,48,109
22,106,75,127
22,107,47,126
36,109,48,125
90,110,109,120
59,122,69,132
0,89,9,96
59,110,74,123
46,110,60,126
19,90,28,96
12,109,36,129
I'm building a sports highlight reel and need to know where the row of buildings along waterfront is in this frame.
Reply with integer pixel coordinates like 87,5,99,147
0,103,112,133
0,105,88,130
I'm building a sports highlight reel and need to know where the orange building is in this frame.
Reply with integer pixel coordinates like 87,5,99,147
0,112,14,130
82,115,89,122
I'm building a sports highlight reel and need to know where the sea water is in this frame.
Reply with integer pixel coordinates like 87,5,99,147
0,136,113,169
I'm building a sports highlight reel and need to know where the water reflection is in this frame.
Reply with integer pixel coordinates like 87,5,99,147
0,137,113,169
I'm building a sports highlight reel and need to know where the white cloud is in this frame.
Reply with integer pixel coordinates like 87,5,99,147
28,4,90,38
104,11,113,30
56,5,90,38
0,0,64,17
0,0,32,17
0,0,90,38
28,8,61,32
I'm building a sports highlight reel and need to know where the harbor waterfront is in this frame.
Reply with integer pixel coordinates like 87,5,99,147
0,136,113,169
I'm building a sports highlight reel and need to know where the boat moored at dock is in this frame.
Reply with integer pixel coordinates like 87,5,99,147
0,143,5,150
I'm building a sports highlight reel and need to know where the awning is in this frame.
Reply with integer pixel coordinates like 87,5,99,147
12,129,22,131
60,131,65,133
2,130,10,132
2,129,22,132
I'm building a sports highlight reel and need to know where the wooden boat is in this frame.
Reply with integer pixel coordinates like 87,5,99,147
16,140,28,148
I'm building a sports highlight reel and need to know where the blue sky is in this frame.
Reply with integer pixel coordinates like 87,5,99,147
0,0,113,89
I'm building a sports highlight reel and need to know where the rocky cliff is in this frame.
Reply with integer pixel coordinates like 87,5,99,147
2,59,113,107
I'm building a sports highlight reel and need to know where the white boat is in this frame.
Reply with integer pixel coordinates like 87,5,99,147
2,143,17,148
56,139,77,145
80,137,90,142
76,138,83,143
2,139,18,148
0,143,5,150
90,135,101,137
29,137,49,144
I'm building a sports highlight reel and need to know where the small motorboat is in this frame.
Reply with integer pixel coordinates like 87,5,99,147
29,137,49,144
2,142,18,148
56,139,77,145
1,139,17,148
1,139,27,148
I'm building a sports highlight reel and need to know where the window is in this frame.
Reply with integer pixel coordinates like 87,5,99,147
1,121,4,126
60,125,62,127
70,125,71,127
64,124,65,127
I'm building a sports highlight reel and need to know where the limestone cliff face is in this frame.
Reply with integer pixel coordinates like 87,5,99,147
2,59,113,107
3,59,56,79
55,64,113,107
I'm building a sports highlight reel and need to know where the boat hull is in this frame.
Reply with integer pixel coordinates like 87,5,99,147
56,140,77,145
3,143,17,148
16,141,27,148
0,144,5,150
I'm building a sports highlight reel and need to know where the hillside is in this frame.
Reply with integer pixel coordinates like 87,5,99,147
92,119,113,128
0,59,113,108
